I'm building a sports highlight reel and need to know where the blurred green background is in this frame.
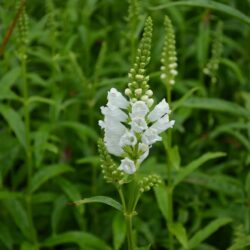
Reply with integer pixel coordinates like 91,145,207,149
0,0,250,249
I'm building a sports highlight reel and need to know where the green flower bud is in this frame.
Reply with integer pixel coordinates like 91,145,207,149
138,174,162,193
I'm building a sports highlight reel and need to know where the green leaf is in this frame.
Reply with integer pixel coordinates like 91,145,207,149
154,185,168,221
172,87,199,111
4,199,31,240
30,164,73,193
187,172,244,197
0,104,26,148
31,192,57,204
228,235,250,250
183,98,250,118
149,1,250,25
20,242,39,250
112,213,126,250
188,218,232,249
57,121,98,141
136,245,151,250
220,59,245,85
174,152,226,186
56,177,84,214
0,67,20,100
169,222,188,249
28,96,55,105
70,196,122,212
0,191,23,200
52,195,67,235
33,125,51,168
43,231,112,250
0,221,13,249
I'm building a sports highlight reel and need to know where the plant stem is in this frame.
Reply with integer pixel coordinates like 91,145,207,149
125,213,134,250
21,55,38,246
166,83,174,250
117,185,136,250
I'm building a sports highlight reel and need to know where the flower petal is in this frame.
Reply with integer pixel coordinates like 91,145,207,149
118,158,136,174
107,88,129,109
151,114,175,134
148,99,170,122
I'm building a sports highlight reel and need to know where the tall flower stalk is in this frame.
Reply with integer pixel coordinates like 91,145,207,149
17,4,38,246
98,17,175,250
160,15,178,250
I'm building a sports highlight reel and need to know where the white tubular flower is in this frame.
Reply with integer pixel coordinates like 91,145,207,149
151,114,175,134
131,101,149,118
141,128,162,145
119,131,137,147
148,99,170,122
130,117,148,133
104,136,124,156
118,158,136,174
101,106,128,122
107,88,129,109
138,143,149,163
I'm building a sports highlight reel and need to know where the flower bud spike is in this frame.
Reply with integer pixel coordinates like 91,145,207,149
161,15,178,86
128,16,154,102
203,21,223,84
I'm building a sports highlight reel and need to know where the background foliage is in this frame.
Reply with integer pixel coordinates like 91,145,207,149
0,0,250,249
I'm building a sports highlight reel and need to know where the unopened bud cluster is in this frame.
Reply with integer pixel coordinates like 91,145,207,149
17,3,29,59
98,139,124,184
203,21,223,84
138,174,162,193
160,16,178,86
125,17,154,107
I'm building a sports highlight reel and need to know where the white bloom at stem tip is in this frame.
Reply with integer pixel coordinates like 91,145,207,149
118,158,136,174
148,98,170,122
151,114,175,134
107,88,129,109
142,128,162,145
131,101,149,118
119,131,137,147
130,117,148,133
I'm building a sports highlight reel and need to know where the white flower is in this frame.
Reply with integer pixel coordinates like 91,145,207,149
141,128,162,145
107,88,129,109
118,158,136,174
104,135,124,156
151,114,175,134
119,131,137,147
148,99,170,122
131,101,149,118
130,117,148,133
101,106,128,122
100,115,127,156
138,143,149,163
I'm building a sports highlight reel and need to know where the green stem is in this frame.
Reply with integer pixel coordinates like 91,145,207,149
167,186,174,250
117,185,136,250
125,213,134,250
21,55,38,246
166,83,174,250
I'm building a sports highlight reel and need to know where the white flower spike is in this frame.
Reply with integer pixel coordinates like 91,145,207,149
99,87,175,175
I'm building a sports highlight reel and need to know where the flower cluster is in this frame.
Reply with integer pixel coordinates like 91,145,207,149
99,88,175,175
